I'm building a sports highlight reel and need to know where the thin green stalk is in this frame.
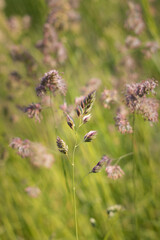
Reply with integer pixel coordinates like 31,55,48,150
61,157,70,194
113,152,133,165
132,113,138,235
72,131,79,240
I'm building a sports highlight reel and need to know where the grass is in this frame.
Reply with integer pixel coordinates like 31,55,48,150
0,0,160,239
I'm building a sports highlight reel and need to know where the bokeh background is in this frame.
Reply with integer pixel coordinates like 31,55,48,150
0,0,160,239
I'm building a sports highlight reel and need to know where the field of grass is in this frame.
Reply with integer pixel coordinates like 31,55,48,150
0,0,160,239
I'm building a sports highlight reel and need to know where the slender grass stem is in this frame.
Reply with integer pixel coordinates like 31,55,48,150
113,152,133,165
132,113,138,234
61,157,70,193
72,131,79,240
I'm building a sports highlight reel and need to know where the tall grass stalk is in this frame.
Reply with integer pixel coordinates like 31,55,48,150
132,113,138,234
72,129,79,240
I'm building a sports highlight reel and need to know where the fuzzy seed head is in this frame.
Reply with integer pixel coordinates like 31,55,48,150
20,103,42,122
106,165,124,180
10,137,31,158
125,79,158,112
36,70,67,97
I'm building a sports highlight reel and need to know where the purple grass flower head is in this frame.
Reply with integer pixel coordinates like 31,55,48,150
19,103,42,122
84,130,97,142
66,114,75,130
36,85,46,97
10,137,31,158
138,98,159,123
90,155,112,173
125,79,158,112
106,165,124,180
115,106,132,134
115,113,133,134
36,70,67,97
56,136,68,154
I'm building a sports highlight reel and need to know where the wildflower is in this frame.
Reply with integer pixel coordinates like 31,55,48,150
36,70,67,96
84,130,97,142
66,114,75,130
106,165,124,180
56,136,68,154
10,137,30,158
101,89,118,109
19,103,42,122
83,114,92,124
25,186,41,198
90,155,112,173
125,35,141,49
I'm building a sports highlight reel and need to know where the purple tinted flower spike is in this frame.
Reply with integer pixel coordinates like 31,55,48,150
91,155,112,173
84,131,97,142
56,136,68,154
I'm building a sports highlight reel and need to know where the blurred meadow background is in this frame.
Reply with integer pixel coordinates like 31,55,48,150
0,0,160,239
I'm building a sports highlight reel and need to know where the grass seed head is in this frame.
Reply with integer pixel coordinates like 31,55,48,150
36,70,67,96
10,137,31,158
66,114,75,130
106,165,124,180
83,114,92,124
76,91,96,117
91,155,112,173
84,130,97,142
56,136,68,154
